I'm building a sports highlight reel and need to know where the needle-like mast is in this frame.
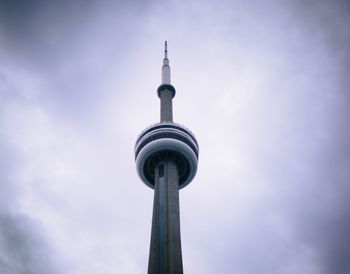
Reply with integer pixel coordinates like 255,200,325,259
162,41,171,84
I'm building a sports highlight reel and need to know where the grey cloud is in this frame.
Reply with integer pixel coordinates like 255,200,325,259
0,138,21,213
0,214,60,274
0,138,60,274
0,0,153,122
181,1,350,273
285,2,350,273
0,2,153,273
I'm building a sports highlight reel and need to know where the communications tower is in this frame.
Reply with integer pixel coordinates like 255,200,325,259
135,42,199,274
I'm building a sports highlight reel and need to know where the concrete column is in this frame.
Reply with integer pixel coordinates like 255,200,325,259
148,158,183,274
160,89,173,123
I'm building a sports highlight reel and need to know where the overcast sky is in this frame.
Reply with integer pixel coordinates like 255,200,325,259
0,0,350,274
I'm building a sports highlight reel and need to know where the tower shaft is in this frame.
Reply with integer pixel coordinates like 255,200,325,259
148,158,183,274
160,89,173,122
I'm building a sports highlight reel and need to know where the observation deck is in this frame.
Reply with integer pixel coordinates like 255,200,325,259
135,122,199,189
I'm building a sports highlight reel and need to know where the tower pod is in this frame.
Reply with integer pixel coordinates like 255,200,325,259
135,123,199,189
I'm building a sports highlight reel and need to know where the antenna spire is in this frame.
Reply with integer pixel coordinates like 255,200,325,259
164,41,168,59
162,41,171,84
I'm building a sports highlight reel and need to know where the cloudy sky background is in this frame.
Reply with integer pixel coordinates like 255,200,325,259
1,0,349,273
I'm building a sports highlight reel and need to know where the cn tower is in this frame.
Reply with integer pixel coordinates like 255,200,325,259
135,41,199,274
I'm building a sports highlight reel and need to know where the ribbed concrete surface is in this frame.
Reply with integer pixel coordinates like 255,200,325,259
160,89,173,122
148,158,183,274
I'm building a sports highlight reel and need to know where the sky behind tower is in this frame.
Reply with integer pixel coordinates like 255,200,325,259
0,1,350,274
